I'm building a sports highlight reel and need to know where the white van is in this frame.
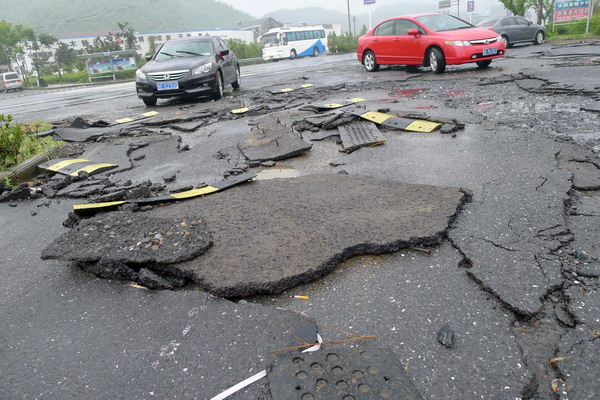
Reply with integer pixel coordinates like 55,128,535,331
0,72,23,92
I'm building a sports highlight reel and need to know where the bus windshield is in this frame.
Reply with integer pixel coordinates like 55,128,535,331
261,33,279,48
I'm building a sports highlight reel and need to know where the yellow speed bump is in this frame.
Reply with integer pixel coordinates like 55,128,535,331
360,111,394,124
170,186,219,199
115,117,134,124
44,158,90,172
115,111,159,124
68,163,118,176
231,107,250,114
73,201,127,212
405,120,442,133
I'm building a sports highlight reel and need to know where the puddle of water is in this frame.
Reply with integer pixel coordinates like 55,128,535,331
255,166,302,180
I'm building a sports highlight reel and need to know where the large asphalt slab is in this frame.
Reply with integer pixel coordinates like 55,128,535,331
1,43,600,399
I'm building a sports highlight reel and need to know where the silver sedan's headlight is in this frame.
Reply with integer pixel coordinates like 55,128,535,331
191,63,213,75
135,69,146,80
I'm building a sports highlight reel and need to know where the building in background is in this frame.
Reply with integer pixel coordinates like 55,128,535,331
236,18,284,41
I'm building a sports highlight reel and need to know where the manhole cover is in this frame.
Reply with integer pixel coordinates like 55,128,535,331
267,347,423,400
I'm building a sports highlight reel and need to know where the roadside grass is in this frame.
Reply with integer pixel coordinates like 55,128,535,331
548,15,600,40
27,69,136,86
0,115,63,172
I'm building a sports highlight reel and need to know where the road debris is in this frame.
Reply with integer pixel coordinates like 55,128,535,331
437,324,456,348
338,121,386,151
39,158,118,177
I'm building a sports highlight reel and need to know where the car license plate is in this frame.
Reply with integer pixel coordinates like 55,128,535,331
157,81,179,91
483,47,497,56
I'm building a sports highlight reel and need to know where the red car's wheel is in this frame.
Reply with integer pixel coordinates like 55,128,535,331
428,47,446,74
363,51,380,72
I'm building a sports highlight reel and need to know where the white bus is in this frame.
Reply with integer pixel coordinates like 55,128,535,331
260,26,328,61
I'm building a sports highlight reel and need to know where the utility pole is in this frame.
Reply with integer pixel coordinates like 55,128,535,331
347,0,352,38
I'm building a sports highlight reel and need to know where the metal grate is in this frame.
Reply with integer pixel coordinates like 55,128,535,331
148,70,188,81
267,347,424,400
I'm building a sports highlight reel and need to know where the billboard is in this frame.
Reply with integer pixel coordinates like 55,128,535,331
87,57,136,75
554,0,591,23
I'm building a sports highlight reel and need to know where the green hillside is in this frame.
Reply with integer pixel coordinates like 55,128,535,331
2,0,254,34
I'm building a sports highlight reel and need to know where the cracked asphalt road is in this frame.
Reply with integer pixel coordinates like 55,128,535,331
1,43,599,399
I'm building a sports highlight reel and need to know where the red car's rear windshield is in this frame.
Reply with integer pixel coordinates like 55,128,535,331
416,14,474,32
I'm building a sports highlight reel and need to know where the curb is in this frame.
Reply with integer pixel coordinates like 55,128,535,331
0,151,54,184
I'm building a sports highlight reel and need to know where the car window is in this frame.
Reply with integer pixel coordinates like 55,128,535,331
501,17,518,26
216,38,228,52
155,40,214,60
416,14,473,32
4,73,19,80
374,21,395,36
476,18,499,27
395,20,420,35
516,17,530,25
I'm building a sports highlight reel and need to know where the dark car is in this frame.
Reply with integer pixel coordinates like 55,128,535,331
476,16,546,48
135,36,240,106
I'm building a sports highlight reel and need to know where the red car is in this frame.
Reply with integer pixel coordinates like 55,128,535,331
357,13,506,73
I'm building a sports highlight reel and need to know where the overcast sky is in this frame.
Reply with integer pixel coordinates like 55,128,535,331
218,0,402,18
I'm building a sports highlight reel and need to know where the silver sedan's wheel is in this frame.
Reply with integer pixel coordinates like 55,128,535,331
534,31,544,45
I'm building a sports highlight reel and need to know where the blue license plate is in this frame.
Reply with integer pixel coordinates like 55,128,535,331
157,81,179,91
483,47,497,56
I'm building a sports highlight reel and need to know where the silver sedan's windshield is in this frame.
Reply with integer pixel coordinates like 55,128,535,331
416,14,474,32
155,41,214,60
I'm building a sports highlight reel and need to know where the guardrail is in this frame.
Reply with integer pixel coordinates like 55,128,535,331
238,57,265,66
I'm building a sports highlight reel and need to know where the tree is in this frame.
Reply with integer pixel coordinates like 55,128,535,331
0,21,34,83
146,36,157,57
116,22,137,50
54,42,77,76
28,33,58,86
526,0,554,24
84,33,122,53
499,0,529,16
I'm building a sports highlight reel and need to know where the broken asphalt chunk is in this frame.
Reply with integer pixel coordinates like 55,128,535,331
170,174,469,297
72,173,256,213
41,211,212,265
137,268,187,290
238,123,312,162
52,127,116,142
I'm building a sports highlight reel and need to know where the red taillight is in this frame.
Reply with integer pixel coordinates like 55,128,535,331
488,28,494,31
